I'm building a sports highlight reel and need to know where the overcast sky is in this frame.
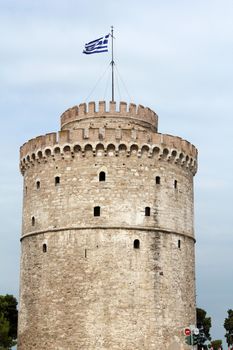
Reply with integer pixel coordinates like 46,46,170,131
1,0,233,348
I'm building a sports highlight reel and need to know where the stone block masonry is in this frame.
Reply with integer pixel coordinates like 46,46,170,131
18,101,198,350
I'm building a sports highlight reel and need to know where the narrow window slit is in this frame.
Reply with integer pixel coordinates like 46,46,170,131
43,244,47,253
145,207,151,216
174,180,178,189
36,181,40,189
32,216,35,226
178,239,181,249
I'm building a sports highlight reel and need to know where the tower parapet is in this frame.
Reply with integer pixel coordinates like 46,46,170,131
20,131,197,176
60,101,158,132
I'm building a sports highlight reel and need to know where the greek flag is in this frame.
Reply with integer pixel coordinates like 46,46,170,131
83,34,110,54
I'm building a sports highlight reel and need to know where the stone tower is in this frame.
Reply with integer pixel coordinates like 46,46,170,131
18,101,198,350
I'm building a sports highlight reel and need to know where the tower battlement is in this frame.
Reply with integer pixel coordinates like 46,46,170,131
60,101,158,131
20,130,197,175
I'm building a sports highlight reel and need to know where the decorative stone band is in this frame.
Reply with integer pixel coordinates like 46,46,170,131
20,131,197,175
20,143,197,176
60,101,158,131
20,225,196,242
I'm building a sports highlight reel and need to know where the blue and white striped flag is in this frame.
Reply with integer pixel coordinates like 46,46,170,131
83,34,110,54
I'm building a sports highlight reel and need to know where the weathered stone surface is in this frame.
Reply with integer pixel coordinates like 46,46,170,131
18,101,198,350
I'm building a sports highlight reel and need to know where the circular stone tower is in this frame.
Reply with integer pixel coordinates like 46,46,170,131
18,101,198,350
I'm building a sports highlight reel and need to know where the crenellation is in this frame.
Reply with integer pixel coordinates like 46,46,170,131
60,108,71,127
109,100,116,113
88,101,96,114
129,103,137,115
137,104,145,117
20,131,198,175
79,102,87,116
60,101,159,131
98,101,106,114
119,101,127,113
20,127,198,161
70,105,78,119
145,107,152,123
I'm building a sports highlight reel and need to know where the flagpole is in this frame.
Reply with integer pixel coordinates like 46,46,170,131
111,26,114,102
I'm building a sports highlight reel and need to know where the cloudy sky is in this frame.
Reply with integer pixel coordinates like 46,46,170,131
1,0,233,347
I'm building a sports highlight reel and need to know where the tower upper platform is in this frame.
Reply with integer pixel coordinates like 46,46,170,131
60,101,158,132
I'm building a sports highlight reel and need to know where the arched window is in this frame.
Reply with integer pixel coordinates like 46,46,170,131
99,171,106,182
174,180,178,189
43,243,47,253
32,216,35,226
134,239,140,249
94,206,100,216
36,181,40,189
145,207,151,216
156,176,160,184
55,176,60,186
178,239,181,249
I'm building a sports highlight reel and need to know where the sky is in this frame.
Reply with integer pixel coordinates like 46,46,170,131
1,0,233,348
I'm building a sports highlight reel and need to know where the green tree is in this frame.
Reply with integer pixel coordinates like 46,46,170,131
224,309,233,347
196,307,212,349
210,339,222,350
0,314,11,349
0,295,18,349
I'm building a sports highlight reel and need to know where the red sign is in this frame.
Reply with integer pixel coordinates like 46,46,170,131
184,328,191,336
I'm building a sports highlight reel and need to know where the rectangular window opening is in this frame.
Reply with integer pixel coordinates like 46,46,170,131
94,206,100,216
55,176,60,186
156,176,161,185
145,207,151,216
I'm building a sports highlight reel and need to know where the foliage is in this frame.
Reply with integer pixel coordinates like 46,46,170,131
224,309,233,347
0,314,10,349
0,295,18,349
196,307,212,349
210,339,222,350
